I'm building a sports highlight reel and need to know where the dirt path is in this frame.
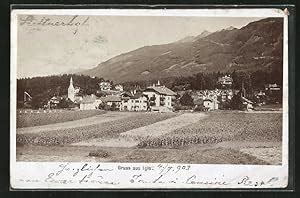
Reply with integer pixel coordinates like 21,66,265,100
17,112,137,134
72,113,206,147
120,113,206,138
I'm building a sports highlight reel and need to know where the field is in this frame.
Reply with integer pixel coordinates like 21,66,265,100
16,110,282,165
137,112,282,148
17,109,106,128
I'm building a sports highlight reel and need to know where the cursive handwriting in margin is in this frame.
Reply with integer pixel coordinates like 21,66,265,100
19,15,89,35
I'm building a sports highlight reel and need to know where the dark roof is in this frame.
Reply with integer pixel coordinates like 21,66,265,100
203,98,213,102
131,92,146,99
144,86,176,96
203,98,220,103
120,91,133,97
97,90,120,95
100,95,121,102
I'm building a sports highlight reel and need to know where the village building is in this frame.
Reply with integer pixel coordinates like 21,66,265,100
97,82,123,96
194,89,233,103
114,84,124,92
220,89,234,102
67,77,82,103
99,95,122,110
203,98,219,111
191,89,236,110
99,81,112,91
47,96,60,108
254,90,267,106
218,75,233,87
265,83,281,91
143,81,176,112
79,94,102,110
68,77,75,102
120,92,148,111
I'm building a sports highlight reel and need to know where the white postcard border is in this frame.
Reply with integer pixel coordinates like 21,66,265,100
10,8,289,189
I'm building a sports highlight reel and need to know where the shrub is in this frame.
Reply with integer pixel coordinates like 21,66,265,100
174,105,193,111
88,149,110,158
179,93,194,106
194,105,205,111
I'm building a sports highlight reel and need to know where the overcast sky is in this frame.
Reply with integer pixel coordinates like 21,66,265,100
16,15,263,78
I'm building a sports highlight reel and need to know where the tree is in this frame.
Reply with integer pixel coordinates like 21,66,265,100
230,92,243,110
179,93,194,106
110,103,118,111
31,94,48,109
98,103,106,110
220,100,231,110
58,98,74,109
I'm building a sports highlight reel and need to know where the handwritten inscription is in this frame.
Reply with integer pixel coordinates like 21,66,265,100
237,176,279,187
19,15,89,34
17,163,281,188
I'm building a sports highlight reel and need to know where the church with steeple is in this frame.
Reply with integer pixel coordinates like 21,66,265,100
68,77,75,102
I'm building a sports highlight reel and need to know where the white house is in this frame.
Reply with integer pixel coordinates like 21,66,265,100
265,83,281,91
120,92,148,111
99,81,112,91
79,95,102,110
218,75,233,87
203,98,219,111
143,81,176,112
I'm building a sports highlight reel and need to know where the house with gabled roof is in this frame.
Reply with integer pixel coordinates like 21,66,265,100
143,81,177,112
79,94,102,110
99,95,122,108
120,91,148,111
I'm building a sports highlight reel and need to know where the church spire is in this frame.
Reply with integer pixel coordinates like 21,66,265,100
68,77,75,102
70,77,73,87
157,80,160,86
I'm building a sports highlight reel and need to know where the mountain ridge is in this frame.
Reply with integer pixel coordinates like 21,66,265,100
80,18,283,83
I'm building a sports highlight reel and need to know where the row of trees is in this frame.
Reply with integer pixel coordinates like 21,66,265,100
176,91,248,111
171,69,282,91
122,68,282,93
17,74,107,109
18,74,106,99
17,67,282,109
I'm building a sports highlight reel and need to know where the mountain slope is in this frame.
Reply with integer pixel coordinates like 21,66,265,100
80,18,283,83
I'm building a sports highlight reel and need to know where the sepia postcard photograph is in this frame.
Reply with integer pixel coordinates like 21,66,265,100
10,8,289,189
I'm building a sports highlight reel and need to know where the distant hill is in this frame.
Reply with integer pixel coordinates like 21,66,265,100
175,30,212,43
62,68,86,75
80,18,283,83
